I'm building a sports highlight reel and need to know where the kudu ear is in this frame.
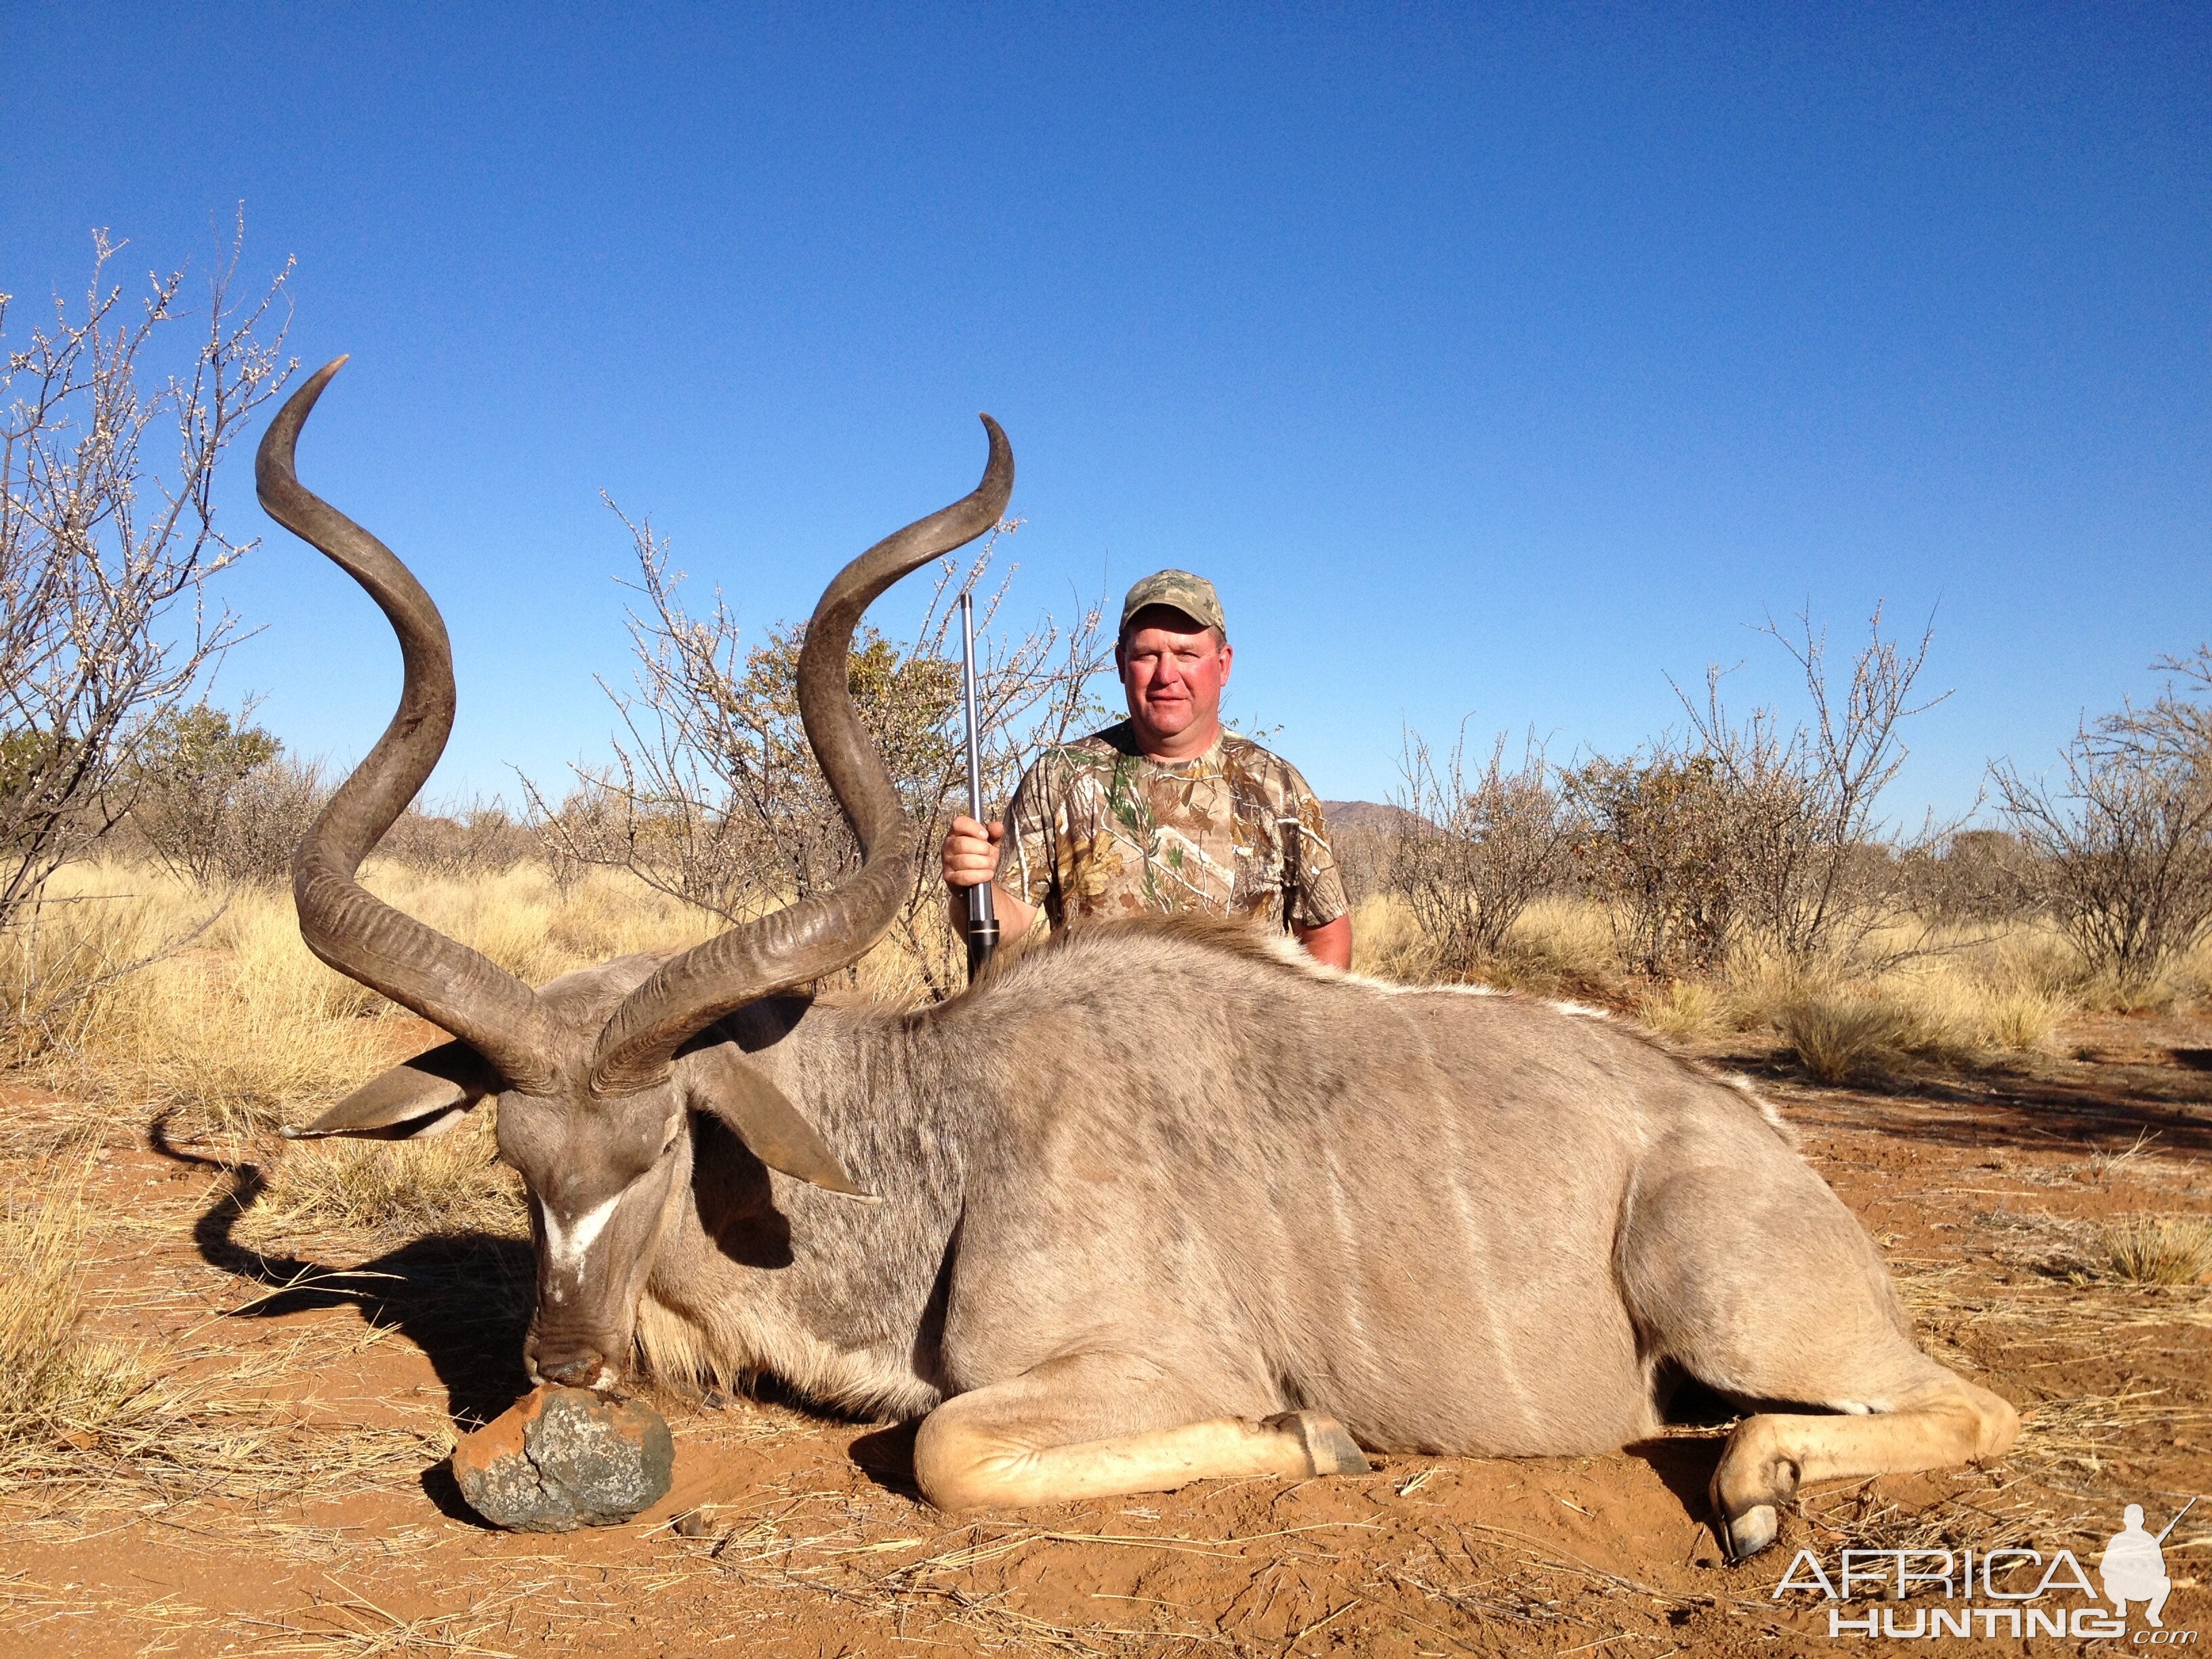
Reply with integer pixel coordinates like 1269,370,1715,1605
285,1039,502,1141
676,1042,876,1201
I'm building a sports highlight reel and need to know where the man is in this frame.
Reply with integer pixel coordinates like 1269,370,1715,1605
942,569,1352,968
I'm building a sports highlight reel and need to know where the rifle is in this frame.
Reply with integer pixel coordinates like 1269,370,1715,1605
2156,1496,2197,1545
959,590,999,981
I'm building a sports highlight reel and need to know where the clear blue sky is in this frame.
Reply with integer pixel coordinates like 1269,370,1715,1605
5,3,2205,821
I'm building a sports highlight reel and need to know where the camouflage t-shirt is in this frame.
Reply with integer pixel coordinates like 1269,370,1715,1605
1004,722,1347,933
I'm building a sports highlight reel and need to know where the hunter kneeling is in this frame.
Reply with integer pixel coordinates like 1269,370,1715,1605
943,569,1351,967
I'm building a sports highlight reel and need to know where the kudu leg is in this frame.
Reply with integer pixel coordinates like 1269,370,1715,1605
1622,1163,2022,1563
912,1353,1369,1512
1710,1373,2020,1561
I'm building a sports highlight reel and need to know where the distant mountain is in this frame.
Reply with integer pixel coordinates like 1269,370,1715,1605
1322,800,1420,833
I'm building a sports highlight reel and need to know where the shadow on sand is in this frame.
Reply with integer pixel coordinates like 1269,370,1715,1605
152,1114,932,1511
1711,1048,2212,1162
150,1113,535,1447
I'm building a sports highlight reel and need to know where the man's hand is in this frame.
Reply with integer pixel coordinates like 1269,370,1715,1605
1294,914,1353,970
943,815,1004,889
943,816,1036,945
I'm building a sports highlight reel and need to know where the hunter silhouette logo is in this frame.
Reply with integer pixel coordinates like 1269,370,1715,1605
2102,1499,2192,1630
1771,1496,2199,1641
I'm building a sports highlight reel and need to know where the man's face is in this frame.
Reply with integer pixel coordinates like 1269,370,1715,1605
1117,605,1232,748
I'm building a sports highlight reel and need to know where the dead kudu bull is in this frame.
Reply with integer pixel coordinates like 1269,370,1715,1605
260,361,2015,1560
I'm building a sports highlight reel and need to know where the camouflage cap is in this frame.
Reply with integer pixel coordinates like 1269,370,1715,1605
1120,569,1227,639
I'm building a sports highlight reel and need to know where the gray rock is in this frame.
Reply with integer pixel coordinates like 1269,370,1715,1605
450,1385,674,1532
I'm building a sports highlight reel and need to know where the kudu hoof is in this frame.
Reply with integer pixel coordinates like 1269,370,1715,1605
1717,1501,1780,1563
1266,1410,1372,1477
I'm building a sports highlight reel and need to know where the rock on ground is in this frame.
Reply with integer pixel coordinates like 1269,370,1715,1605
450,1386,674,1532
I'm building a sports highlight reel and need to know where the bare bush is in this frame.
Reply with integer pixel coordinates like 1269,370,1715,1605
1390,729,1569,975
1993,646,2212,987
381,803,537,878
0,222,293,934
1564,609,1944,978
1328,824,1389,905
1900,828,2032,925
1313,802,1419,907
126,701,329,886
1676,607,1944,968
220,756,331,881
1563,748,1745,976
532,506,1113,998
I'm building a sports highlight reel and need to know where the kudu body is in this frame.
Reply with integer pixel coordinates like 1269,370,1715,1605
263,363,2014,1559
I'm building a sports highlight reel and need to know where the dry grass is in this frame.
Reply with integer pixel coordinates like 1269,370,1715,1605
1347,893,1437,982
1588,912,2071,1067
2083,1216,2212,1286
1727,924,2070,1072
1774,994,1908,1082
1867,935,2069,1054
0,1142,447,1513
2087,1131,2186,1185
0,1152,167,1487
1346,894,1620,994
2174,933,2212,1002
1357,886,2205,1073
1887,1210,2212,1495
1358,892,2091,1066
0,880,222,1067
242,1113,529,1242
11,868,2173,1143
361,861,718,982
1193,888,2168,1090
1633,978,1725,1040
1501,895,1618,982
7,857,941,1245
12,868,388,1136
1801,1480,2081,1565
18,861,720,1140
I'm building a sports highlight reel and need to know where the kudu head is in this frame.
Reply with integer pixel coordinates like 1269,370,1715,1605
258,360,1011,1389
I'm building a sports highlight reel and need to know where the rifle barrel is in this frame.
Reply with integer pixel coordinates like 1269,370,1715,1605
960,592,998,980
2156,1495,2197,1544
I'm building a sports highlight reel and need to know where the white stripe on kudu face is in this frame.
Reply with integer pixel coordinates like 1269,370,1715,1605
540,1189,626,1282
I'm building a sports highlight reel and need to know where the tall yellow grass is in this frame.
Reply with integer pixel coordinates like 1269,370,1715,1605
6,861,2201,1238
1352,889,2167,1080
1499,895,1620,982
19,860,722,1140
1347,893,1435,981
0,1151,165,1484
5,860,955,1236
16,863,2203,1106
1348,893,1618,993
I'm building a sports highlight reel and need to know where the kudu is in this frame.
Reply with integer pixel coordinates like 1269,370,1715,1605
261,361,2015,1560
